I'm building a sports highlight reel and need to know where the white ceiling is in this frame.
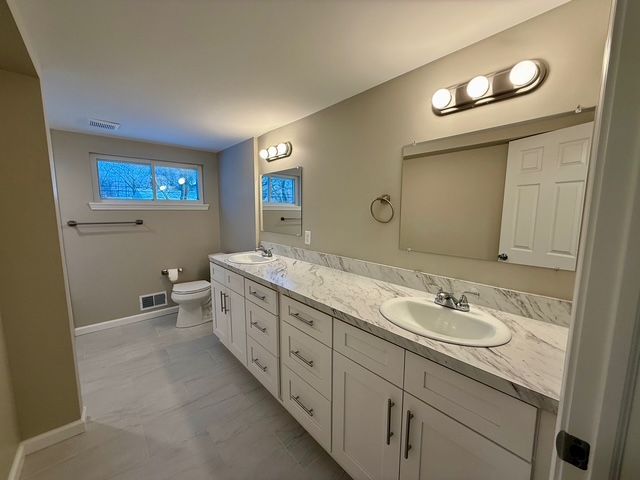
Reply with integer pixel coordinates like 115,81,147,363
12,0,569,152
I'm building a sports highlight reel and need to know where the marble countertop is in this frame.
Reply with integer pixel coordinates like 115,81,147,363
209,253,568,413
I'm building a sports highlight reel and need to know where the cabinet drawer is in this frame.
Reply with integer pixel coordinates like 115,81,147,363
404,351,537,460
245,279,278,315
247,336,280,399
246,300,279,356
281,321,332,399
282,366,332,452
333,320,404,387
210,262,243,295
280,295,332,347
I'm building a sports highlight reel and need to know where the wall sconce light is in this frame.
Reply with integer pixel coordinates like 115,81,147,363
431,59,547,115
259,141,292,162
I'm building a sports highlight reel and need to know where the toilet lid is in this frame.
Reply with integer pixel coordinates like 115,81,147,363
173,280,210,294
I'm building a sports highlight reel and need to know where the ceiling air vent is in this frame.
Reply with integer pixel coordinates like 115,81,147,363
139,291,167,311
89,118,120,131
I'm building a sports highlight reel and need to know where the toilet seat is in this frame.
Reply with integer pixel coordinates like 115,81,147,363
172,280,210,295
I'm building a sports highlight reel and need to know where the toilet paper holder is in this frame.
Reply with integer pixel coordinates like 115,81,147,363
161,268,184,275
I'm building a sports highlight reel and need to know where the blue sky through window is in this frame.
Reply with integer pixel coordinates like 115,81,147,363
262,175,296,205
155,165,200,201
97,160,153,200
96,158,201,202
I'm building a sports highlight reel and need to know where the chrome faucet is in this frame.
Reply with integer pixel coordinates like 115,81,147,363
434,288,479,312
255,243,273,258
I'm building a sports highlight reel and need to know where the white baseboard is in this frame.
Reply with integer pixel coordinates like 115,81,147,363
22,406,87,455
74,306,179,336
8,406,88,479
8,444,24,480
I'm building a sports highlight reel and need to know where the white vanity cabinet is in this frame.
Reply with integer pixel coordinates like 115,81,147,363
211,279,247,366
209,264,247,366
399,393,531,480
208,260,556,480
332,351,403,480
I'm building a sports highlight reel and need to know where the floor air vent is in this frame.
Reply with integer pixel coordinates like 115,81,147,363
89,118,120,131
139,291,167,311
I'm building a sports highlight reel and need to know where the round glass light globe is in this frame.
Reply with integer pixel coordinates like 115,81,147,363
466,75,490,99
267,146,278,157
276,143,288,155
431,88,452,110
178,177,186,185
509,60,539,87
259,149,269,160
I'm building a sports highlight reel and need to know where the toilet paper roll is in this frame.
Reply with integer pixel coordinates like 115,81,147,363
167,268,179,282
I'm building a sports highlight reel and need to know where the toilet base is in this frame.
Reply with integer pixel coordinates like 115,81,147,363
176,303,209,328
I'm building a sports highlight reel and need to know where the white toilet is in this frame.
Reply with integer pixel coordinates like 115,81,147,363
171,280,211,328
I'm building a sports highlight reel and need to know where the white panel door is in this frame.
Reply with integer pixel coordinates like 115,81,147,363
499,122,593,270
225,289,247,366
332,351,402,480
399,392,531,480
212,281,229,345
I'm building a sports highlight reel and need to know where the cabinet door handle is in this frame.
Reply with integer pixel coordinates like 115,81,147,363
250,289,266,301
290,310,314,326
250,321,267,334
290,394,314,417
386,399,395,445
251,357,267,372
223,293,229,314
404,410,413,459
291,350,314,367
219,291,224,313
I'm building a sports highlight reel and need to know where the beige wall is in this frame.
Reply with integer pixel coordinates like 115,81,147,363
0,69,81,438
400,144,507,261
0,314,19,478
50,130,221,327
258,0,610,299
218,138,257,252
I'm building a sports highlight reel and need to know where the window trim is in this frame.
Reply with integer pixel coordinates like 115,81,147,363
90,153,209,210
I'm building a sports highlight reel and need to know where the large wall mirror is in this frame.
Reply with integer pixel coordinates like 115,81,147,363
400,109,596,271
260,166,302,236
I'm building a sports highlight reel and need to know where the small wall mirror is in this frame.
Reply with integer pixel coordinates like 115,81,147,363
260,166,302,236
400,109,596,271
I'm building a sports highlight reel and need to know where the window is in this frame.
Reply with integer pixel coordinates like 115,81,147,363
262,174,299,206
90,154,207,210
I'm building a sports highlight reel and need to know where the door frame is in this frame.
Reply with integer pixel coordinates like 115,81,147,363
553,0,640,477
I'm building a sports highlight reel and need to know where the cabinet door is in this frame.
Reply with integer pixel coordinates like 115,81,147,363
400,392,531,480
332,351,402,480
212,281,229,345
226,289,247,366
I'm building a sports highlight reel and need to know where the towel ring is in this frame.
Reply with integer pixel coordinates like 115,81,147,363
370,194,394,223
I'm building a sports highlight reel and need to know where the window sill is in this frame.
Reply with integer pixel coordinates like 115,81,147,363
89,202,210,211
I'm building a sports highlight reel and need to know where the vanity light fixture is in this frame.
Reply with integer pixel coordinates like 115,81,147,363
259,141,293,162
431,59,547,115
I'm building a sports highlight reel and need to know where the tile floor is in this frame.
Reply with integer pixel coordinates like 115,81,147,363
21,314,349,480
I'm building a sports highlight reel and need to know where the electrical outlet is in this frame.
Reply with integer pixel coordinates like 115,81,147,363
304,230,311,245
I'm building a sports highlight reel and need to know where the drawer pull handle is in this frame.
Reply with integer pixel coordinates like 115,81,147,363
404,410,413,459
219,291,224,313
252,357,267,372
386,399,395,445
291,311,314,326
291,350,314,367
290,394,314,417
250,290,267,301
250,321,267,334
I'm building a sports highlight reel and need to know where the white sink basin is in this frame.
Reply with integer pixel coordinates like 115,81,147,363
379,297,511,347
227,252,277,265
